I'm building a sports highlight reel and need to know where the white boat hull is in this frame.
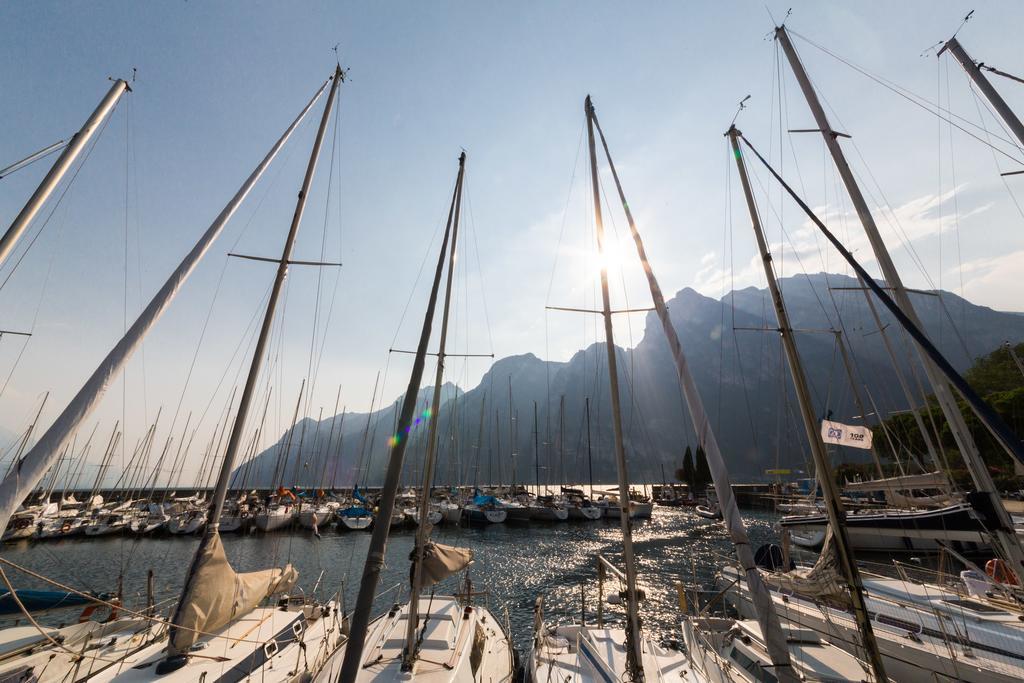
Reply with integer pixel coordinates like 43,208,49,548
461,505,507,524
568,504,603,520
166,514,206,535
0,600,345,683
337,507,373,531
299,507,335,529
531,623,692,683
254,509,294,532
314,596,512,682
722,565,1024,683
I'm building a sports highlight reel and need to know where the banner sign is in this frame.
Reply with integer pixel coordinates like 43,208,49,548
820,420,873,450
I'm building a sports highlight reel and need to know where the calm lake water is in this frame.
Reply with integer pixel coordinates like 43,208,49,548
0,507,782,653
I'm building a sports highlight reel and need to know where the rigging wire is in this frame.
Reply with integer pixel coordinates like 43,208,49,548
788,29,1024,165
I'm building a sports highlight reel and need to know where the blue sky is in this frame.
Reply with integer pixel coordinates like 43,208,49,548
2,2,1023,478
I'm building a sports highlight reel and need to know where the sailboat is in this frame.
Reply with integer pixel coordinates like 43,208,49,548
534,94,877,683
460,489,508,524
718,127,1024,678
563,399,602,520
337,486,374,531
531,96,693,683
680,617,869,683
322,152,515,683
720,18,1024,675
254,491,297,532
0,65,349,683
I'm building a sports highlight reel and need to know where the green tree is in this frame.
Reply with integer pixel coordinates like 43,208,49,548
872,341,1024,490
675,446,695,491
694,445,711,492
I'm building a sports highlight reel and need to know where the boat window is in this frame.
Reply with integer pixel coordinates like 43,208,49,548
730,648,778,683
942,598,1005,614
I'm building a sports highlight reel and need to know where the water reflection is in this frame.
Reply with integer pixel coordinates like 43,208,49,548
0,507,781,652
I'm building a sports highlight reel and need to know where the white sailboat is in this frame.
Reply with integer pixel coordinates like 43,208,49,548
528,497,569,522
460,492,508,524
337,502,374,531
681,617,869,683
0,64,348,683
722,558,1024,683
83,511,129,537
532,96,717,683
299,501,338,530
253,502,295,532
316,593,513,682
331,152,515,683
403,502,443,527
166,507,206,535
719,24,1024,683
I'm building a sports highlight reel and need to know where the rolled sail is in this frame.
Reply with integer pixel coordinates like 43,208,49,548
411,541,473,588
169,533,297,654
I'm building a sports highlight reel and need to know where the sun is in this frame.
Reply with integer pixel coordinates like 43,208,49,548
598,239,627,273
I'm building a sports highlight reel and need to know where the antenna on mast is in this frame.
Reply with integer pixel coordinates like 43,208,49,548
954,9,974,37
730,95,751,126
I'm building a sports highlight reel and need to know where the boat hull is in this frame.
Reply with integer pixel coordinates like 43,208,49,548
722,565,1023,683
779,503,993,553
567,505,602,520
441,503,461,524
695,505,722,520
167,514,206,535
253,510,294,533
529,506,569,522
461,506,507,524
313,597,512,682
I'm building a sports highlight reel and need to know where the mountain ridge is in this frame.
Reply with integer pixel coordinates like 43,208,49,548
235,272,1024,486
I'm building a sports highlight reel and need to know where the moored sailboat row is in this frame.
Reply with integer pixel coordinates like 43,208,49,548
3,11,1024,683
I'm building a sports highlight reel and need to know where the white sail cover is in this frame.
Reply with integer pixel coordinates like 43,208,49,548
820,420,873,450
766,528,849,603
414,541,473,587
169,532,297,654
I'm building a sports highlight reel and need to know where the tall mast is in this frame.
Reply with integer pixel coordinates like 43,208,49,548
167,64,342,657
339,153,463,683
776,25,1024,574
0,79,129,269
507,376,515,493
558,395,565,487
729,125,887,679
587,95,794,680
404,151,465,670
474,395,486,489
584,95,643,680
939,36,1024,149
585,397,594,495
533,401,540,494
0,76,331,537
